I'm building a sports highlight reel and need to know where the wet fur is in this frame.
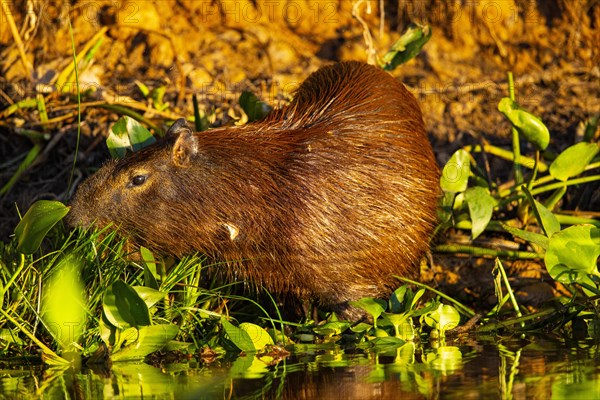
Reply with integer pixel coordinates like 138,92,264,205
67,61,440,317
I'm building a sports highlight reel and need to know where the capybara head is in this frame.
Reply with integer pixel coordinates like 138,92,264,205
67,61,440,318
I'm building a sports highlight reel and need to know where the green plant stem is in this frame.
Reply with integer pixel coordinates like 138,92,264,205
0,98,38,118
0,144,42,196
463,144,548,172
530,161,600,188
477,308,557,332
495,258,522,319
1,254,26,298
93,104,161,133
0,308,69,365
498,173,600,200
395,276,475,317
508,72,523,185
67,19,81,199
554,214,600,227
434,244,542,260
529,175,600,196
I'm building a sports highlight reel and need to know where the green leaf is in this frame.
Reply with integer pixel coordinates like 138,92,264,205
349,322,372,333
423,304,460,336
381,24,432,70
545,225,600,282
14,200,69,254
42,255,86,351
135,80,150,97
390,286,424,315
107,116,156,158
239,91,271,122
140,246,159,289
440,149,470,193
221,318,254,353
103,280,151,329
348,298,387,321
313,321,351,337
500,222,549,250
498,97,550,150
239,323,274,351
132,286,165,309
522,186,561,238
390,286,409,314
549,142,600,182
111,324,179,361
464,186,496,239
380,313,415,340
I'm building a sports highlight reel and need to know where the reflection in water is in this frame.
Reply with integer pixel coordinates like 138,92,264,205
1,336,600,399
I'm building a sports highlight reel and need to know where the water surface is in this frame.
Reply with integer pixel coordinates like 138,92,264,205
2,335,599,399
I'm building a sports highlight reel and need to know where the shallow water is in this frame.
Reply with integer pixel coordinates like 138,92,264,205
2,336,600,399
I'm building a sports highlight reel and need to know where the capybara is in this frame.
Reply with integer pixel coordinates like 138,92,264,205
67,61,440,318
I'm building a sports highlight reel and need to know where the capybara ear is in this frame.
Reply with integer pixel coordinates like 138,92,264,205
166,118,192,138
171,121,198,167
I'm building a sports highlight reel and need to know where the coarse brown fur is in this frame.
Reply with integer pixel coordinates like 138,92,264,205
67,61,440,318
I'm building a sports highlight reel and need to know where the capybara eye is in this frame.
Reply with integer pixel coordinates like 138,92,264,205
131,175,147,186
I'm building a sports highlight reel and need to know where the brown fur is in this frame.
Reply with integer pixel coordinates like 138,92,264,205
67,61,440,318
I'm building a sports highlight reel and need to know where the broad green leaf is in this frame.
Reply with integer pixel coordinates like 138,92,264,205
500,222,549,250
239,91,271,122
523,187,561,238
150,86,168,111
111,324,179,361
349,298,387,321
534,199,561,238
350,322,373,333
221,318,254,353
438,191,456,223
107,116,155,158
549,142,600,182
103,280,151,329
440,149,470,193
140,246,159,289
381,313,415,340
545,225,600,282
374,328,389,337
498,98,550,150
313,321,351,337
390,286,409,314
390,286,424,314
465,186,496,239
132,286,165,309
423,304,460,336
238,323,274,350
14,200,69,254
42,255,85,351
381,24,432,70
